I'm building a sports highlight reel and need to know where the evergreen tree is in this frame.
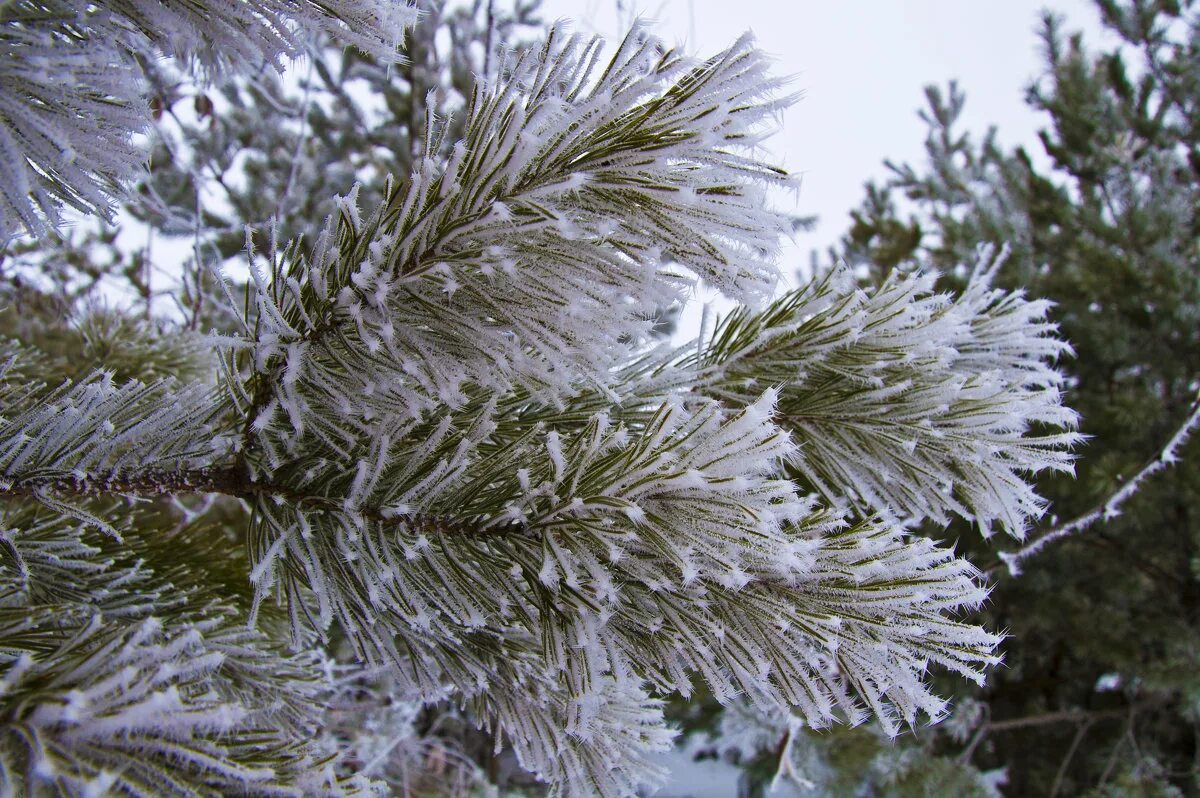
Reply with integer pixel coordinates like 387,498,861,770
0,2,1084,794
724,1,1200,795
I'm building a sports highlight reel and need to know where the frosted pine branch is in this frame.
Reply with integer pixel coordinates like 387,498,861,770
93,0,417,71
0,0,416,237
692,246,1081,537
237,25,793,435
237,389,1000,789
0,616,360,797
0,366,232,537
480,673,675,798
0,15,1086,795
0,506,367,797
0,3,145,236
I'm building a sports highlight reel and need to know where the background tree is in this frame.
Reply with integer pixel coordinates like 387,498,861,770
702,1,1200,795
0,0,417,240
1,1,543,319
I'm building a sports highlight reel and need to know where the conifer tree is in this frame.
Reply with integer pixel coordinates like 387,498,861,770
0,1,1083,795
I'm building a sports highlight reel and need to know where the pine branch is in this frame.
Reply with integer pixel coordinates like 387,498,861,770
0,369,230,490
0,13,1080,793
202,54,1024,781
690,246,1081,537
230,391,1000,768
0,465,527,540
0,3,146,236
236,24,794,441
0,1,417,237
0,507,369,797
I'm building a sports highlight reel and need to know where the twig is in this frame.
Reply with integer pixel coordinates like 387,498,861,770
960,701,1161,767
985,707,1114,733
957,703,991,764
483,0,496,83
768,718,813,793
1096,732,1126,787
1097,703,1138,787
999,389,1200,575
189,179,205,331
1049,718,1093,798
276,51,317,224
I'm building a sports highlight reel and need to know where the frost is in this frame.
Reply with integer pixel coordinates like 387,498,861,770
0,1,417,238
694,245,1081,538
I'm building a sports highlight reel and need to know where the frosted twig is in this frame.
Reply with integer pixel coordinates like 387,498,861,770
768,717,813,793
276,52,317,223
0,467,527,540
1000,388,1200,575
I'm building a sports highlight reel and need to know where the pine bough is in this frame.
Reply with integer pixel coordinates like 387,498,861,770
0,0,417,238
0,9,1079,797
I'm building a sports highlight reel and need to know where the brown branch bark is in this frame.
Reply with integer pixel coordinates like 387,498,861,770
1049,718,1094,798
959,698,1168,769
985,705,1130,733
0,467,524,539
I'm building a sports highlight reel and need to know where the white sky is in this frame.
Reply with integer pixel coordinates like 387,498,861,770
540,0,1111,260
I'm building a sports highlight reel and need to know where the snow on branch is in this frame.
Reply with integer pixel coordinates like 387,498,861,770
238,24,794,436
0,364,232,534
0,1,416,237
764,513,1001,734
242,395,804,665
481,673,675,798
693,246,1081,537
94,0,417,72
0,3,145,237
0,509,365,797
209,30,1018,781
0,616,358,796
238,389,999,791
0,15,1056,793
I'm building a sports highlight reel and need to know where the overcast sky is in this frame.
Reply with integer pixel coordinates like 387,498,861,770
540,0,1112,261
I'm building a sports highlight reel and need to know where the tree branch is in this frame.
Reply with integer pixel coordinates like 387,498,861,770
998,388,1200,575
1049,717,1094,798
959,699,1164,768
0,467,525,539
